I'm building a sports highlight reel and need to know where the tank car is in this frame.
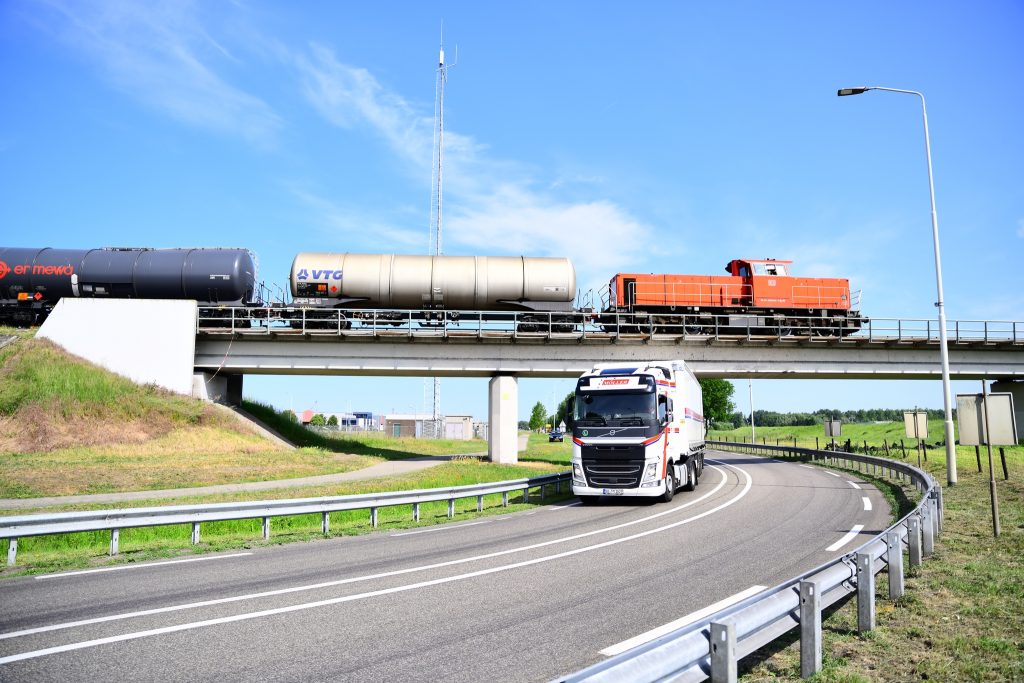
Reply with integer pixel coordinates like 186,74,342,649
289,252,576,329
0,247,257,326
602,258,862,336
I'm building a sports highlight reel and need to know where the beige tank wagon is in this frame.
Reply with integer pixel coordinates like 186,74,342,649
290,253,576,312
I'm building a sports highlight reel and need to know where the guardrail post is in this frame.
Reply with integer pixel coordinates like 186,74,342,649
540,484,546,501
370,507,378,528
477,495,484,512
887,530,904,599
799,580,822,678
192,523,201,545
556,480,562,494
413,503,420,522
523,487,530,504
856,552,875,633
709,621,737,683
262,517,270,540
110,528,120,556
908,516,922,567
922,504,935,557
935,488,944,533
321,513,330,535
448,499,455,518
7,538,17,566
502,491,509,507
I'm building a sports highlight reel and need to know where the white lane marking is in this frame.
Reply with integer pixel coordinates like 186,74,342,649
862,497,872,511
825,471,841,477
390,521,490,537
600,584,767,656
846,481,862,490
826,524,865,552
0,462,753,665
797,465,814,470
0,466,734,643
33,554,253,580
548,502,583,510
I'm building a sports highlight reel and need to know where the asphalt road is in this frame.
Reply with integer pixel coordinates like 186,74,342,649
0,451,891,682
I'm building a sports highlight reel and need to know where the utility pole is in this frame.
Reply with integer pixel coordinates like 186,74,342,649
749,378,755,442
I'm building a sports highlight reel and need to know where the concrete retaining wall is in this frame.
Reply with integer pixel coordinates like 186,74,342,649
37,299,198,395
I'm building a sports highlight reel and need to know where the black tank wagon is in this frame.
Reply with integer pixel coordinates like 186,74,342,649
0,247,257,326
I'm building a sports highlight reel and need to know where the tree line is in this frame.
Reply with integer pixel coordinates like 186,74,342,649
524,380,949,432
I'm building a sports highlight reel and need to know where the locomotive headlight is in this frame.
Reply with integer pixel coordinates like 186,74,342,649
642,462,659,482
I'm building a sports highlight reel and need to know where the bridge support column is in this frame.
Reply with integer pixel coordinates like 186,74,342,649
192,372,243,406
488,375,518,464
991,381,1023,440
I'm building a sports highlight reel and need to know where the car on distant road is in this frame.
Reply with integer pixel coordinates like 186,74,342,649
548,430,564,442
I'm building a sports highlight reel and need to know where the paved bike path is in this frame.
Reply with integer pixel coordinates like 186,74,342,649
0,456,466,511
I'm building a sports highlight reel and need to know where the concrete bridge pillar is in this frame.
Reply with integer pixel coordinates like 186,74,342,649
192,372,243,406
991,380,1023,442
488,375,519,464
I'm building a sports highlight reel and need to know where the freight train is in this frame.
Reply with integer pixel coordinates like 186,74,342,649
0,247,257,326
0,247,862,335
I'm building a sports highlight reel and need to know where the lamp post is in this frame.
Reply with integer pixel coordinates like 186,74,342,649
838,85,958,485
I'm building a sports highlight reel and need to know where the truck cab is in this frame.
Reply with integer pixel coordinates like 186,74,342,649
570,360,705,503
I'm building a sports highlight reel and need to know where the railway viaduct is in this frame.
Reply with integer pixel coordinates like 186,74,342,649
36,299,1024,463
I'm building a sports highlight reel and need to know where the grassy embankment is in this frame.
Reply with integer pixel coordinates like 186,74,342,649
0,331,568,574
708,425,1024,682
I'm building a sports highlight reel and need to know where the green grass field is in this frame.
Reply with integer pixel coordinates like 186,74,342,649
0,459,568,574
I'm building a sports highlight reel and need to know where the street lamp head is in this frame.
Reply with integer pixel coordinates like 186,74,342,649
837,87,870,96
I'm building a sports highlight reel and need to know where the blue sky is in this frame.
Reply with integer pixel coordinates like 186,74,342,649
3,1,1022,422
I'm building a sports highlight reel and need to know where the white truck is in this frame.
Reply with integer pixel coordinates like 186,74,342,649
570,360,706,503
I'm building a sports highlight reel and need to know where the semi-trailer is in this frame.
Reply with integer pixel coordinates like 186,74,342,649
570,360,706,503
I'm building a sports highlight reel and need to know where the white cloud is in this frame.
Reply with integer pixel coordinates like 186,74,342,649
287,185,427,251
290,44,653,286
32,0,281,144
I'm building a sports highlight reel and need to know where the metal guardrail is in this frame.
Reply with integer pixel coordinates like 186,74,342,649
556,442,941,682
195,307,1024,347
2,472,571,566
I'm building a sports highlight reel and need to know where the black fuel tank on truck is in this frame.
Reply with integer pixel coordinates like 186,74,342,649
289,252,576,311
0,247,257,305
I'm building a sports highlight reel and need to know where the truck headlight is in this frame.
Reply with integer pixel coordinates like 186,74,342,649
642,462,658,482
572,463,585,482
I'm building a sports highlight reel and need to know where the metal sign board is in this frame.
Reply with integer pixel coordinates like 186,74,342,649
956,393,1018,446
903,411,929,440
824,420,841,437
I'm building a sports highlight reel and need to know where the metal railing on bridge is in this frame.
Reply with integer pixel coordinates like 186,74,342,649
196,307,1024,347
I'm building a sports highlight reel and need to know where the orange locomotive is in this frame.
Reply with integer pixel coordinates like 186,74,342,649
601,258,862,335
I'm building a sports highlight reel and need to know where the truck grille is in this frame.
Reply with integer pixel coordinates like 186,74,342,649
581,444,646,489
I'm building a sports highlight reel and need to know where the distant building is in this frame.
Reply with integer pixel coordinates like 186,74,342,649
383,414,434,438
443,415,473,440
382,414,478,440
299,410,377,430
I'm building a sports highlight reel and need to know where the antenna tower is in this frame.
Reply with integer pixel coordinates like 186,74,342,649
428,28,455,438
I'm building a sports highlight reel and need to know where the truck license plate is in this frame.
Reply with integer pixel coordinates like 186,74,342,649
602,488,624,496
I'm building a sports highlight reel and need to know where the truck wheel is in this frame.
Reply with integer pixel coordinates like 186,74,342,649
683,460,697,491
661,465,676,503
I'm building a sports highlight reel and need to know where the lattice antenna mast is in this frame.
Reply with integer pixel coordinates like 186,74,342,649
430,30,456,257
428,28,456,433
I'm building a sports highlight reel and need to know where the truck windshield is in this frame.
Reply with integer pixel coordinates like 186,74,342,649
574,391,657,427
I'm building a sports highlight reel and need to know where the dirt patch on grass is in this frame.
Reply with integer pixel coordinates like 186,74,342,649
0,400,178,453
